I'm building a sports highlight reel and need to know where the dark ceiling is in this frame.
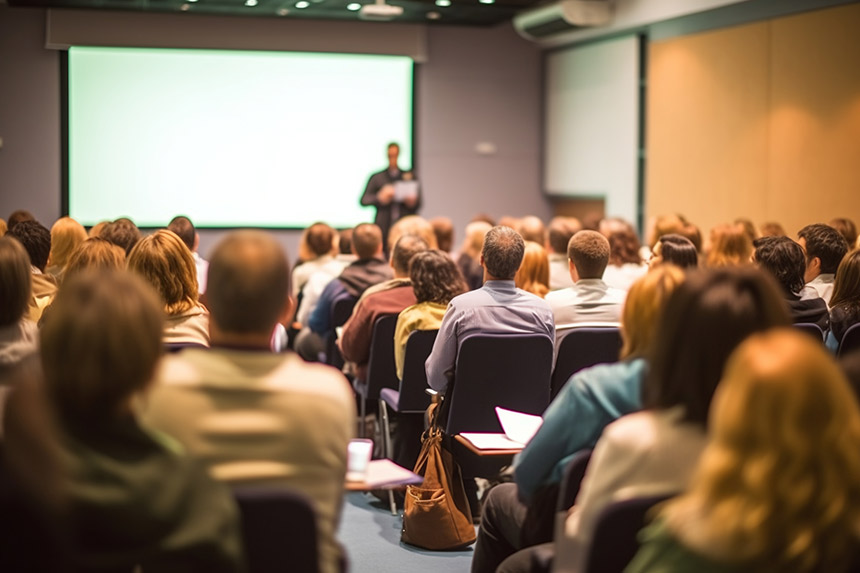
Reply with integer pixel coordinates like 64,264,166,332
7,0,544,26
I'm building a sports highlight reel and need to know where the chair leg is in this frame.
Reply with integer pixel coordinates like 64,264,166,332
379,399,397,515
359,396,366,438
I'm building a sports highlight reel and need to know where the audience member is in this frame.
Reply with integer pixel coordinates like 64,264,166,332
387,215,437,253
457,220,493,291
63,237,126,281
0,218,7,237
545,230,626,333
649,234,699,269
830,217,858,249
101,217,141,255
87,220,109,238
829,248,860,348
426,225,554,394
471,266,686,572
7,220,56,322
45,216,87,280
759,221,787,237
7,209,35,230
430,216,454,255
143,230,354,573
0,237,38,383
514,241,550,298
546,217,580,291
292,222,337,296
519,215,547,245
339,234,428,380
628,329,860,573
644,213,686,256
753,236,829,330
168,215,209,294
41,270,244,572
798,223,849,306
293,225,355,329
127,229,210,347
603,224,647,290
706,223,753,268
734,217,759,244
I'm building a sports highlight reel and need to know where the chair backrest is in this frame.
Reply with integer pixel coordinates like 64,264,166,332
444,333,553,435
556,449,593,512
794,322,825,342
551,326,622,399
583,494,674,573
165,342,207,353
233,487,319,573
397,329,439,412
362,314,400,400
325,292,357,368
839,323,860,358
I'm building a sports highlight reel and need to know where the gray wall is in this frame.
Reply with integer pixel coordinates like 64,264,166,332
0,6,546,260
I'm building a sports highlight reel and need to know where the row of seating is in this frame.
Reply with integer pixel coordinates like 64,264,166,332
797,321,860,356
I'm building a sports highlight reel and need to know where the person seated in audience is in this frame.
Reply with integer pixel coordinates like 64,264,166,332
40,269,244,572
828,248,860,350
830,217,858,251
601,220,647,290
642,213,687,260
292,222,338,298
142,230,354,573
648,233,699,269
545,230,626,334
87,220,109,238
628,329,860,573
471,266,685,573
759,220,787,237
0,218,6,237
515,241,550,298
386,214,438,255
0,237,38,386
545,267,791,573
6,209,35,231
168,215,209,295
127,229,210,347
63,237,126,279
798,223,849,306
457,220,493,291
339,234,428,381
547,217,581,291
426,225,555,395
6,220,56,322
296,223,392,361
753,235,830,330
45,216,87,281
519,215,547,245
293,226,355,330
100,217,142,255
705,222,753,268
430,216,455,256
733,217,760,244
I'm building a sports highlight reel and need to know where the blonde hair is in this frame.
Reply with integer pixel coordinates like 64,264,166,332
461,221,492,259
515,241,550,298
662,329,860,571
127,230,199,316
47,216,87,270
388,215,438,252
706,223,753,267
88,221,109,238
64,238,126,281
619,265,685,359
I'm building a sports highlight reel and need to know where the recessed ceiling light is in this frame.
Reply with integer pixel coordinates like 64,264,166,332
435,0,450,6
180,3,191,9
277,7,289,14
295,1,310,7
347,2,361,9
479,0,494,4
426,10,440,18
187,0,198,3
245,0,258,6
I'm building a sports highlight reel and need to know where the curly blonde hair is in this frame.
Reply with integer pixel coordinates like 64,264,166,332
662,329,860,571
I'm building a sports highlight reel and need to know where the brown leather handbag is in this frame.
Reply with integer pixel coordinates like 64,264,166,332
400,411,476,550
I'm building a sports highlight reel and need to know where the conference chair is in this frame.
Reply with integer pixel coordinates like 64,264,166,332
794,322,825,342
557,449,593,513
551,326,622,399
324,291,357,369
233,487,319,573
354,314,399,438
839,323,860,357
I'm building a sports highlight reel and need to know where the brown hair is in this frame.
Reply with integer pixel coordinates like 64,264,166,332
568,230,610,279
831,249,860,309
352,223,383,260
0,237,32,326
430,217,454,253
47,217,87,271
387,215,437,252
515,241,550,298
548,217,581,255
298,222,337,261
127,230,199,316
391,234,430,276
706,223,753,268
410,250,468,305
101,218,141,255
608,227,643,266
64,238,126,281
619,265,685,359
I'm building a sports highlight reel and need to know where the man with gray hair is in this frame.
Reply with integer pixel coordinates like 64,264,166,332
426,225,555,393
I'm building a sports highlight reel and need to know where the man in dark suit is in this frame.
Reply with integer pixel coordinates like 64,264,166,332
360,142,421,243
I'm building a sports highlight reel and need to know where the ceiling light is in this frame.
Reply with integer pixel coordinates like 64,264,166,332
295,1,310,7
245,0,258,6
435,0,450,5
277,7,289,14
180,3,191,9
347,2,361,9
426,10,440,18
479,0,494,4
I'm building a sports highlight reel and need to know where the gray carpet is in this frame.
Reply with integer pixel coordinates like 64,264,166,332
339,491,475,573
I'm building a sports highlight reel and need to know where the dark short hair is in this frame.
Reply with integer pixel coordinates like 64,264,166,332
101,218,141,255
338,228,353,255
0,237,32,326
410,250,468,305
391,234,430,276
645,267,790,427
798,224,849,274
7,210,35,230
482,226,525,280
207,230,290,334
548,217,580,255
568,230,610,279
829,218,858,248
167,216,196,251
658,234,698,269
754,236,806,294
352,223,383,260
305,222,337,258
430,217,454,253
7,220,51,271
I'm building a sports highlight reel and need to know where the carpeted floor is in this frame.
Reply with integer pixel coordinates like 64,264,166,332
339,491,475,573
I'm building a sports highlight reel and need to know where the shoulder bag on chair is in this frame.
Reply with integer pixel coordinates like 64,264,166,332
401,405,476,550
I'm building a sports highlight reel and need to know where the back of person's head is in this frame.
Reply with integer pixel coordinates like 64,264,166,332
462,221,492,258
799,223,850,275
63,238,126,282
645,267,791,427
47,217,87,270
101,218,141,255
829,218,858,250
40,270,164,427
653,234,698,269
567,230,610,279
352,223,383,260
0,218,7,237
662,329,860,571
753,236,806,294
127,229,198,316
620,265,685,359
759,221,786,238
7,210,35,231
207,230,290,335
482,225,525,280
647,213,686,248
167,215,196,251
300,222,336,261
0,237,32,327
388,215,437,252
831,249,860,308
338,227,353,255
88,221,109,238
410,249,468,305
707,223,753,268
514,241,550,298
519,215,546,245
391,234,430,277
7,220,51,271
608,226,643,266
430,217,454,253
547,216,581,255
733,217,759,244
